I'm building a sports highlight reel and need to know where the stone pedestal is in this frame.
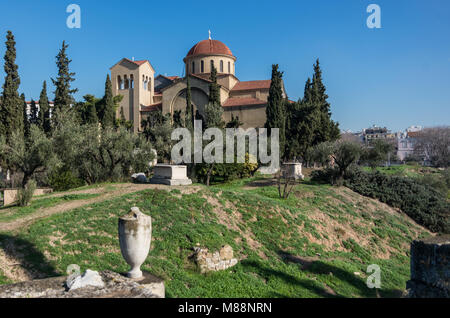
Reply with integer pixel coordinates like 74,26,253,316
0,270,164,298
149,165,192,186
406,235,450,298
283,163,304,180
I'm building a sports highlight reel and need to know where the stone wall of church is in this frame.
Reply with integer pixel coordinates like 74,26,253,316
223,104,267,129
162,78,210,117
111,60,155,133
185,55,236,76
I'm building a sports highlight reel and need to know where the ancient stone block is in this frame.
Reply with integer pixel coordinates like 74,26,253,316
406,235,450,298
219,245,233,260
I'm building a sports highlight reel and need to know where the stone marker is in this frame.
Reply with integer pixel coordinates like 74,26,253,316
118,207,152,279
0,270,164,298
406,235,449,298
149,164,192,186
66,269,105,291
194,245,238,273
283,162,304,180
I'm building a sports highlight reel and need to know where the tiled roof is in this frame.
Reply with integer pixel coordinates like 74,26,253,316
223,97,266,107
124,58,149,66
407,131,421,138
186,39,233,58
231,80,271,91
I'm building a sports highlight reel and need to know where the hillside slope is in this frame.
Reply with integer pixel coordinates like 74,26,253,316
0,178,431,297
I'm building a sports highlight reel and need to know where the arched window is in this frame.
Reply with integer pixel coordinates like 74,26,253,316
228,61,231,73
192,61,195,73
201,60,204,73
143,75,146,89
130,74,134,89
124,75,129,89
148,77,151,92
118,75,123,90
220,60,224,73
210,60,214,71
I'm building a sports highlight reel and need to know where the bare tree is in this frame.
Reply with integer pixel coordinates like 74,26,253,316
276,167,296,199
414,126,450,168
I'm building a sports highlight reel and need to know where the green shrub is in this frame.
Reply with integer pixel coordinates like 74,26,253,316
419,174,448,196
17,180,37,207
311,165,358,186
195,154,258,184
443,168,450,188
48,168,84,191
345,170,449,234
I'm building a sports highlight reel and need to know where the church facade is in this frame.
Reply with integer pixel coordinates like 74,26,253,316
110,37,286,133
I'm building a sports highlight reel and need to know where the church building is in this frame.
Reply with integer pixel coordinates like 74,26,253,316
110,35,287,133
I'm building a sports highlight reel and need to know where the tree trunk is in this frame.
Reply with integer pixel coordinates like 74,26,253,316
22,173,31,188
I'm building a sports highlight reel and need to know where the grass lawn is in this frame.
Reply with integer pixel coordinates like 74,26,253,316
361,164,440,178
0,177,430,298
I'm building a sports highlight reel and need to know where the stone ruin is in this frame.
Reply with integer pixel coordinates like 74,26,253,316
406,235,449,298
0,270,164,298
194,245,238,273
0,207,165,298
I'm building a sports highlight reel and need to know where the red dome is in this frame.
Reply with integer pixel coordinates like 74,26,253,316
186,39,233,58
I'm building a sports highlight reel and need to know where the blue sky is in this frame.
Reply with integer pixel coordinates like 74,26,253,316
0,0,449,132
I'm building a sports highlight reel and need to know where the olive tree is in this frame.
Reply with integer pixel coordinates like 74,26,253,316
0,125,59,187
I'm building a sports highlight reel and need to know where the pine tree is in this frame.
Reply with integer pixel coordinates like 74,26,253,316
185,75,194,130
0,31,23,143
22,94,30,140
265,64,286,158
38,81,51,134
76,95,99,125
52,41,78,117
98,74,115,128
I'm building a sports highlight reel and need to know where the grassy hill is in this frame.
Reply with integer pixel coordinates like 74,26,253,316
0,177,431,297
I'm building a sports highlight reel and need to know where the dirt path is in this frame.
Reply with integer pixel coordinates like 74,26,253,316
0,183,199,233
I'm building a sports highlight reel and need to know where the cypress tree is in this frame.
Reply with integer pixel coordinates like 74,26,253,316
185,75,193,130
287,78,320,160
38,81,51,134
209,66,220,106
0,31,23,143
99,74,115,128
265,64,286,158
205,66,223,129
22,94,30,139
29,99,38,125
311,59,340,143
52,41,78,116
